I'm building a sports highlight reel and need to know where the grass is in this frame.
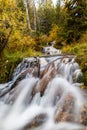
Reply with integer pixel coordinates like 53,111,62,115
0,48,41,83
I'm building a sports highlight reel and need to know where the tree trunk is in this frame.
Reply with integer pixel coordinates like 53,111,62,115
33,0,37,32
25,0,31,31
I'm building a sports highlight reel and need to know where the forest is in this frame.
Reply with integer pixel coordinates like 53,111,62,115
0,0,87,88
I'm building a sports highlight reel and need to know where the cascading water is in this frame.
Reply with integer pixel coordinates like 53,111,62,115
0,55,86,130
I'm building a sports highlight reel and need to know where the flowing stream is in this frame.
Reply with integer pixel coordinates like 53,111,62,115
0,55,86,130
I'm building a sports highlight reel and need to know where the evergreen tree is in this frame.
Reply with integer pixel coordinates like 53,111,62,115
56,0,61,24
56,0,66,26
37,0,56,34
63,0,87,43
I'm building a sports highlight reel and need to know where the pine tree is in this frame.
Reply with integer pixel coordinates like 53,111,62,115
37,0,56,34
63,0,87,43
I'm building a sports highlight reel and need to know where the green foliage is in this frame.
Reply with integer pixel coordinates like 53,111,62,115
34,34,48,51
0,55,21,82
37,0,56,34
55,0,66,25
62,37,87,88
62,0,87,43
0,46,41,83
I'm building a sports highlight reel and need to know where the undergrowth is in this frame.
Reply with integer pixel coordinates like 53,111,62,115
62,41,87,88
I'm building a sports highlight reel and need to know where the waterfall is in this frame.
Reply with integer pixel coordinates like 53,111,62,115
0,55,85,130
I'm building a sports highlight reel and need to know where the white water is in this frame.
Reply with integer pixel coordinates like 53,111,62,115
0,56,85,130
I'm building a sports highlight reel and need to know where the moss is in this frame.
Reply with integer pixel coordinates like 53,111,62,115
0,57,21,83
0,48,41,83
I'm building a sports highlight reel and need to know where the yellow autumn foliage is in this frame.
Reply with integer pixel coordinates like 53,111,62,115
8,32,36,52
20,35,36,50
48,24,60,42
39,34,48,45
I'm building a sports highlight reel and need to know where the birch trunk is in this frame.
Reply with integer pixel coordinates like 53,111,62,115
25,0,31,31
33,0,37,32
